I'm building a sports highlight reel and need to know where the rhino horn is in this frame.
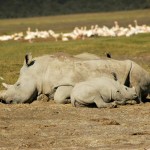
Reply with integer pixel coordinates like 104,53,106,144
2,83,11,89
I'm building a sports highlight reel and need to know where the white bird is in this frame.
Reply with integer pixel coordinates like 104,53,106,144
48,30,60,41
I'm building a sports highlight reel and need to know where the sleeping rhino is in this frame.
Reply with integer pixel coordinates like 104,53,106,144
71,77,137,108
0,52,150,104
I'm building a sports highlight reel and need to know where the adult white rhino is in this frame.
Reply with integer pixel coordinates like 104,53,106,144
0,52,150,104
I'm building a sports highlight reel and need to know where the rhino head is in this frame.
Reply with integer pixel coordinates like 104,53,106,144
0,53,38,104
114,85,138,104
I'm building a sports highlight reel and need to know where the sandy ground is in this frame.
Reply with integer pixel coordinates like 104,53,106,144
0,99,150,150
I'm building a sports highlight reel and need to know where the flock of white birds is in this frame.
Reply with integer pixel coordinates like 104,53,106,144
0,20,150,42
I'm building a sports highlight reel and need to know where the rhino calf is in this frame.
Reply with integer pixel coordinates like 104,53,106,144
71,77,137,108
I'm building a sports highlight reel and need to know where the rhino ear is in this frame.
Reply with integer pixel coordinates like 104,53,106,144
25,53,33,67
111,72,118,81
105,52,111,58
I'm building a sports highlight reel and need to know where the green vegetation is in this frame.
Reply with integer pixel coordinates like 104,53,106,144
0,0,150,18
0,9,150,89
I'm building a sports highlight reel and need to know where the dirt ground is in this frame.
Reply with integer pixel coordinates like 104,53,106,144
0,98,150,150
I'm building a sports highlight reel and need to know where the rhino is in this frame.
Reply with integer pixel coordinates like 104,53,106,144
74,52,111,60
0,52,150,104
71,77,137,108
74,52,101,60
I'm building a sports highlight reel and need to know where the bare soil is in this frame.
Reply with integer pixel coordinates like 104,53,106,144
1,99,150,150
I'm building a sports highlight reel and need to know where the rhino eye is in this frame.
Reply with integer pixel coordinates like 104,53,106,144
16,83,20,86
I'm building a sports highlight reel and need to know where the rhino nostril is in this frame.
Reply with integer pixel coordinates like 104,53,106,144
9,100,13,104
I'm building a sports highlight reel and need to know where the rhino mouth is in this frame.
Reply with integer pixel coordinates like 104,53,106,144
0,99,7,104
0,97,13,104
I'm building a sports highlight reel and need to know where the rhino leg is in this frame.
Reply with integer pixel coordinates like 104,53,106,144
54,86,73,104
94,96,117,108
115,99,137,105
135,86,143,103
115,100,126,105
71,94,88,107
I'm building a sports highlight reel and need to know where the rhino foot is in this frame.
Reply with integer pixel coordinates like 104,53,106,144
108,102,118,108
37,94,49,102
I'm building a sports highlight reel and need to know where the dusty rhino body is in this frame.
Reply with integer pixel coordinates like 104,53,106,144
0,53,150,104
71,77,137,108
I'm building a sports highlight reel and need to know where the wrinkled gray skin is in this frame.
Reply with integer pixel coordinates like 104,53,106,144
71,77,137,108
0,52,150,104
74,52,101,60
